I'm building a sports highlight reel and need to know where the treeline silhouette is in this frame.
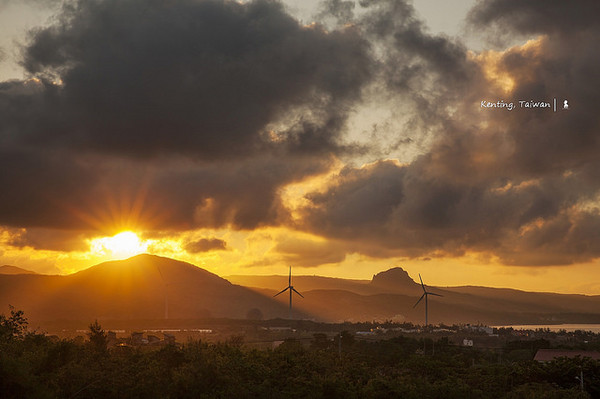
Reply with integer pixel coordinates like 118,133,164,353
0,309,597,398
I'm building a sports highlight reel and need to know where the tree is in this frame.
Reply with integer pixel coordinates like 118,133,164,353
0,305,28,341
311,333,331,350
87,320,107,353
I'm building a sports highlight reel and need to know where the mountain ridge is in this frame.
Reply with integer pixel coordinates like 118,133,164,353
2,255,600,326
0,254,296,323
228,266,600,324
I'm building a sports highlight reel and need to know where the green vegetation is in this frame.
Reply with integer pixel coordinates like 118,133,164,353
0,310,596,398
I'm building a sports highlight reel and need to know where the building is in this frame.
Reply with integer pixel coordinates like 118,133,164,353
147,335,161,345
163,332,176,345
131,332,144,346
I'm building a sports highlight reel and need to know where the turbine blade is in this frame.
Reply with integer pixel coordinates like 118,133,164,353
429,292,443,297
274,287,289,297
289,266,292,286
413,293,425,308
419,274,425,291
292,287,304,298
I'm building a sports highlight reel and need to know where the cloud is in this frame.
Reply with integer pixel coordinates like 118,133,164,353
0,145,102,230
0,146,333,232
468,0,600,36
497,208,600,266
297,0,600,266
0,0,62,9
0,0,368,232
143,155,334,230
5,227,91,252
317,0,356,27
19,0,371,158
3,0,600,269
184,237,227,254
300,158,597,263
1,0,63,5
274,237,347,267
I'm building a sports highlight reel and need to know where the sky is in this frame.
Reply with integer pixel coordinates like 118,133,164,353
1,0,600,295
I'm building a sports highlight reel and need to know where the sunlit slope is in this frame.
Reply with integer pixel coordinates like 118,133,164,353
0,254,294,322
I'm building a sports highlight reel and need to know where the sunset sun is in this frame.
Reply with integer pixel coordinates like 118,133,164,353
90,231,148,259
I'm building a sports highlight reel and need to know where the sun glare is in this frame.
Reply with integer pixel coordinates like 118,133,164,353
90,231,148,259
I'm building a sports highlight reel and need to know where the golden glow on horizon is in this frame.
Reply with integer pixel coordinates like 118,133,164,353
2,225,600,295
90,231,148,259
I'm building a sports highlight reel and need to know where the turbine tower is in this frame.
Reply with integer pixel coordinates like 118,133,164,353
412,274,443,326
274,266,304,320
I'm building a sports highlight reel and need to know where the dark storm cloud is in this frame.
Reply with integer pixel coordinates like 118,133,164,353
1,150,332,234
19,0,371,158
145,155,333,230
0,0,369,240
4,0,600,268
184,237,227,253
298,0,600,266
462,0,600,185
0,84,335,236
498,209,600,266
0,146,102,229
301,158,592,262
359,0,476,89
468,0,600,36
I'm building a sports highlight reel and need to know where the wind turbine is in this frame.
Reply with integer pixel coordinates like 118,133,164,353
412,274,443,326
274,266,304,320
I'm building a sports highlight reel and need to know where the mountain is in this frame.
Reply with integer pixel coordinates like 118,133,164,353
0,254,294,323
226,274,376,295
0,265,37,275
3,257,600,326
369,267,421,295
229,267,600,325
228,267,421,296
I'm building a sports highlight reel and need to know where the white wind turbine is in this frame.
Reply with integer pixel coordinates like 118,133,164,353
413,274,443,326
274,266,304,320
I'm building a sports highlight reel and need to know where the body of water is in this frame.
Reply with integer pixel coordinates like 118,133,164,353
493,324,600,333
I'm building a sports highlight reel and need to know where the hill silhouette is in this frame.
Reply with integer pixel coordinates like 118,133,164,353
229,267,600,325
369,267,422,295
0,254,295,323
226,274,376,295
3,257,600,326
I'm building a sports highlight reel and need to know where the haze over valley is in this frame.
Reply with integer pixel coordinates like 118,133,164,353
3,254,599,329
